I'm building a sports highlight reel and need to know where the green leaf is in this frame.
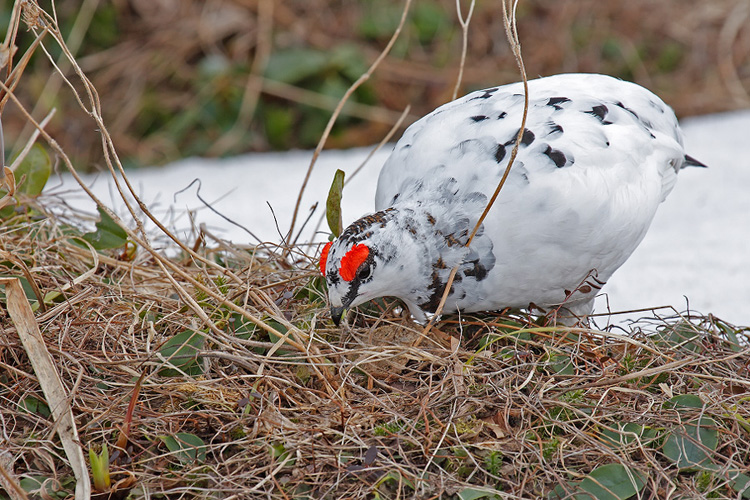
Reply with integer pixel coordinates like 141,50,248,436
88,443,111,491
664,394,704,410
14,144,52,196
578,464,646,500
662,417,719,469
78,207,128,250
725,401,750,433
326,169,345,237
266,319,289,343
548,353,575,376
19,396,51,418
729,470,750,498
228,311,257,340
160,432,207,464
457,487,501,500
549,483,571,499
19,475,66,497
0,276,38,308
294,275,327,305
158,330,205,376
269,441,296,467
19,475,46,493
653,322,703,353
375,470,415,490
714,318,742,352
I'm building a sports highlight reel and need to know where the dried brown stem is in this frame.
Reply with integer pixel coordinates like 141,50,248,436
285,0,414,249
419,0,529,343
451,0,476,100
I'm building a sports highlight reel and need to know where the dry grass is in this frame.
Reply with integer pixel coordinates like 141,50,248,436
1,1,750,499
2,207,750,498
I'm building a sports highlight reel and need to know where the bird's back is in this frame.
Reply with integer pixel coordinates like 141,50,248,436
373,73,689,315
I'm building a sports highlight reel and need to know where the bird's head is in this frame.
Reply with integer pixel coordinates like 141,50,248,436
317,203,488,325
318,209,429,325
319,239,375,325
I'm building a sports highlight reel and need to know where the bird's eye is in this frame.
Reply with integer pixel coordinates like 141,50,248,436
357,265,372,281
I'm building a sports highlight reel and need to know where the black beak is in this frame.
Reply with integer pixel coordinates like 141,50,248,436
331,306,345,326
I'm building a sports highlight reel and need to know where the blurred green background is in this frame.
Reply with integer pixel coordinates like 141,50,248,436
2,0,748,170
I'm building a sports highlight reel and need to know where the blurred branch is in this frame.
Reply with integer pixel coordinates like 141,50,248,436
260,76,418,125
208,0,273,156
719,0,750,106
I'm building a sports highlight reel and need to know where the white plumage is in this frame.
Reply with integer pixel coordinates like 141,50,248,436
320,74,703,324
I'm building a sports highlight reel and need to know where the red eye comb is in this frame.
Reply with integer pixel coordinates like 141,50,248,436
319,241,333,275
339,244,369,281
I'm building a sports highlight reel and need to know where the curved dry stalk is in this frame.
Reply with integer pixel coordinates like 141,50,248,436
285,0,414,249
21,10,250,289
418,0,528,343
8,108,55,173
0,0,24,81
309,104,412,244
0,25,48,113
451,0,476,101
15,0,98,159
0,78,340,395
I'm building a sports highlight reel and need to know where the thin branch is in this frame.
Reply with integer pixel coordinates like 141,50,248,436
451,0,476,100
419,0,528,342
8,108,55,173
13,0,99,159
310,104,412,241
285,0,414,250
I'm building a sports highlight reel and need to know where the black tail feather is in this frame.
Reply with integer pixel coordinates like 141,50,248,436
683,155,708,169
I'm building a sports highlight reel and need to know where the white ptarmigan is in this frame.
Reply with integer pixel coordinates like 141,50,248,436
319,74,704,325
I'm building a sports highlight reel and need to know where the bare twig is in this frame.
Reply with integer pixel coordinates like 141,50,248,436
285,0,414,251
8,108,55,173
451,0,476,100
310,104,412,241
419,0,528,343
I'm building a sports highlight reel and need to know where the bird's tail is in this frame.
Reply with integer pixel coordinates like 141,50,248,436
682,155,708,169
